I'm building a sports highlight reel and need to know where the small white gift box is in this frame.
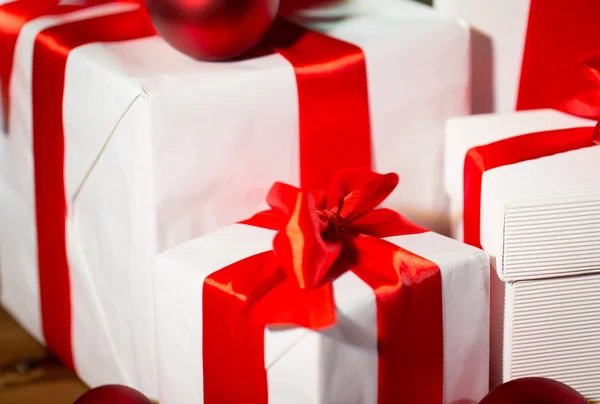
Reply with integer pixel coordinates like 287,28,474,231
444,109,600,399
154,223,490,404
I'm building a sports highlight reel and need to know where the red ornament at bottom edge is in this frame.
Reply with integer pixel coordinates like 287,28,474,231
74,385,152,404
479,377,588,404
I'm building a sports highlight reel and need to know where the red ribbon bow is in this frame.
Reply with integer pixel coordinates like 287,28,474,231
240,169,425,329
203,170,444,404
517,0,600,114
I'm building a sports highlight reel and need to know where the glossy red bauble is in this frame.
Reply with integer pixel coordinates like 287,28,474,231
479,377,588,404
146,0,279,61
74,385,152,404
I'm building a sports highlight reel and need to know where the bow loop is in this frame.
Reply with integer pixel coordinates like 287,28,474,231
326,169,399,224
266,182,301,217
581,51,600,85
246,169,411,329
273,190,342,290
556,50,600,120
270,169,399,294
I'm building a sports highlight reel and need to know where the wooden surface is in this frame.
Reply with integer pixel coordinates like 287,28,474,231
0,307,88,404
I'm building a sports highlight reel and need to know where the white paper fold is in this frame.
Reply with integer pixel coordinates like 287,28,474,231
0,0,469,397
154,224,490,404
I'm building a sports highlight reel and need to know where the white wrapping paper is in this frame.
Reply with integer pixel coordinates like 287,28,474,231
434,0,531,113
0,0,469,397
154,224,490,404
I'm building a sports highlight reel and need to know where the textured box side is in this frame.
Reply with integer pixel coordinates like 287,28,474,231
505,275,600,401
490,147,600,282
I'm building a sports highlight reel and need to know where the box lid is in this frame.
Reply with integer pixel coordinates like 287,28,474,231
444,109,600,281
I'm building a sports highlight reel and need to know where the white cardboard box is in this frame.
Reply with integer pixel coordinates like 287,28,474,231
434,0,530,113
0,0,469,398
154,224,490,404
444,109,599,281
444,110,600,398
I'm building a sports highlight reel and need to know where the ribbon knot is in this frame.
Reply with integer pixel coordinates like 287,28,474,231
238,169,427,329
271,170,399,291
317,208,339,228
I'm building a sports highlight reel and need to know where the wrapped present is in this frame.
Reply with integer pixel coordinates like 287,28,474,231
0,0,469,398
443,54,600,396
154,170,490,404
434,0,600,113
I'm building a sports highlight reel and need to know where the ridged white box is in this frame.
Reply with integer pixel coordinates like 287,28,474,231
444,109,600,400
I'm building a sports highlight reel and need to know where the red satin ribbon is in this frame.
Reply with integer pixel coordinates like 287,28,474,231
1,0,373,378
463,127,598,248
266,20,372,191
464,47,600,248
33,8,155,369
203,170,443,404
0,1,156,368
517,0,600,111
0,0,61,131
0,0,142,131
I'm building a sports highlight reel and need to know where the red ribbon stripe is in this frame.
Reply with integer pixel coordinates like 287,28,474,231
31,7,156,370
463,127,598,249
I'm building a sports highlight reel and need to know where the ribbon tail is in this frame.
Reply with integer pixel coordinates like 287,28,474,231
250,276,336,330
346,234,444,404
203,251,273,404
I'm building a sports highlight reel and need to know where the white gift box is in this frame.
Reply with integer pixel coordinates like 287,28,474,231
434,0,530,113
444,109,600,398
433,0,600,115
491,270,600,400
444,109,599,280
154,223,490,404
0,0,469,398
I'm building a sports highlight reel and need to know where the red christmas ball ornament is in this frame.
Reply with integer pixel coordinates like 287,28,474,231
479,377,588,404
146,0,279,61
74,385,152,404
